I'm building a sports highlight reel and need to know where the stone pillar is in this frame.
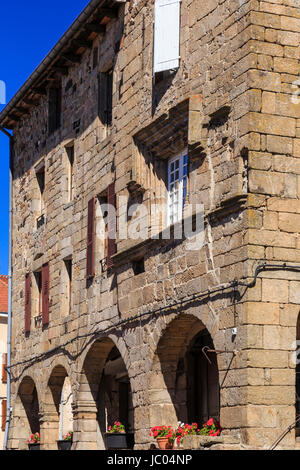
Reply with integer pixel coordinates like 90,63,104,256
39,410,59,450
72,402,98,450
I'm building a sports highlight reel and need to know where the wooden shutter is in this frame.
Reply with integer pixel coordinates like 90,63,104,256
153,0,181,74
107,183,117,270
1,400,6,432
87,197,96,279
25,273,31,334
2,354,7,384
42,262,50,326
0,80,6,105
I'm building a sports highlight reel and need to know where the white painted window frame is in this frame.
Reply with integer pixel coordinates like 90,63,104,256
167,150,188,226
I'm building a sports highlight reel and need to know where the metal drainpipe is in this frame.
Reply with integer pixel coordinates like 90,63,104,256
0,125,13,450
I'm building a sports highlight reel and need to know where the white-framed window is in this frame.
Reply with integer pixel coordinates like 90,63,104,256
167,151,188,225
153,0,181,74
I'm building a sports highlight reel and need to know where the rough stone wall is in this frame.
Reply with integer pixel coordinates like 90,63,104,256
7,0,300,451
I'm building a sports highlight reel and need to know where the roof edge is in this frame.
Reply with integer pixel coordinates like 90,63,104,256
0,0,105,127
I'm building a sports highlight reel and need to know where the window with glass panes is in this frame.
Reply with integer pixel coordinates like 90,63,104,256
167,151,188,225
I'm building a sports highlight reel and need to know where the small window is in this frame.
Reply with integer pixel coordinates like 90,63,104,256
33,270,42,326
153,0,181,75
98,69,113,127
35,162,45,229
133,259,145,275
96,194,109,272
66,145,75,202
64,258,72,316
167,151,188,226
48,86,62,135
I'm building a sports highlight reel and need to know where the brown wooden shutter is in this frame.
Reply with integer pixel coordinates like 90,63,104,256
2,354,7,384
86,197,96,279
42,262,50,326
25,273,31,334
107,183,117,270
1,400,6,432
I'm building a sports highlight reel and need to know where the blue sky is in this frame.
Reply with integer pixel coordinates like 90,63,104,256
0,0,90,274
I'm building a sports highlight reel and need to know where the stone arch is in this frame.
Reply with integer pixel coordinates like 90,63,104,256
147,302,220,364
74,336,133,450
148,312,220,431
43,364,74,450
9,376,40,450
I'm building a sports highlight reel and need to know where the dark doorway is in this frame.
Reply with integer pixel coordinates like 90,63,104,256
186,329,220,425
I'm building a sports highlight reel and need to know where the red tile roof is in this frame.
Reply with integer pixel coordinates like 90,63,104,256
0,275,8,313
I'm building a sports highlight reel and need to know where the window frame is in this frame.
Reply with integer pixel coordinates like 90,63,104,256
66,144,75,203
35,160,46,229
167,150,188,226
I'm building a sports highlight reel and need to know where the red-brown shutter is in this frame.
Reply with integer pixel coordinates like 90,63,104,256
1,400,6,432
42,262,50,326
86,197,96,278
107,183,117,270
25,273,31,334
2,354,7,384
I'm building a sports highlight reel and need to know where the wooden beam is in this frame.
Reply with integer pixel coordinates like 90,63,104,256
22,98,38,106
52,65,69,75
98,8,118,18
8,114,20,122
15,107,28,114
33,88,47,96
85,23,106,34
61,53,81,64
72,38,92,49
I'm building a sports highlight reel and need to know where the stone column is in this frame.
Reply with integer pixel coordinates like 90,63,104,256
72,401,98,450
39,409,59,450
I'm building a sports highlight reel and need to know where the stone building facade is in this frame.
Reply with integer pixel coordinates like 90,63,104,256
1,0,300,450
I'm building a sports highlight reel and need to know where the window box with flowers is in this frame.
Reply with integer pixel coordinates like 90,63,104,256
57,431,73,450
27,432,40,450
105,422,134,450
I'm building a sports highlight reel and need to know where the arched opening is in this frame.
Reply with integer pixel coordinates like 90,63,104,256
46,365,73,449
296,314,300,436
76,338,133,450
10,377,40,450
186,329,220,424
150,315,220,430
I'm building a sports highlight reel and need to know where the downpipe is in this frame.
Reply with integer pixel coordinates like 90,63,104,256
0,125,13,450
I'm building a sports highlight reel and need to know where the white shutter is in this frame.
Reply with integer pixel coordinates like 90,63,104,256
0,80,6,105
154,0,181,74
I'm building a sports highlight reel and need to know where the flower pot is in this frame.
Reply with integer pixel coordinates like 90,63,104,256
57,440,72,450
156,437,173,450
28,443,40,450
105,432,134,450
